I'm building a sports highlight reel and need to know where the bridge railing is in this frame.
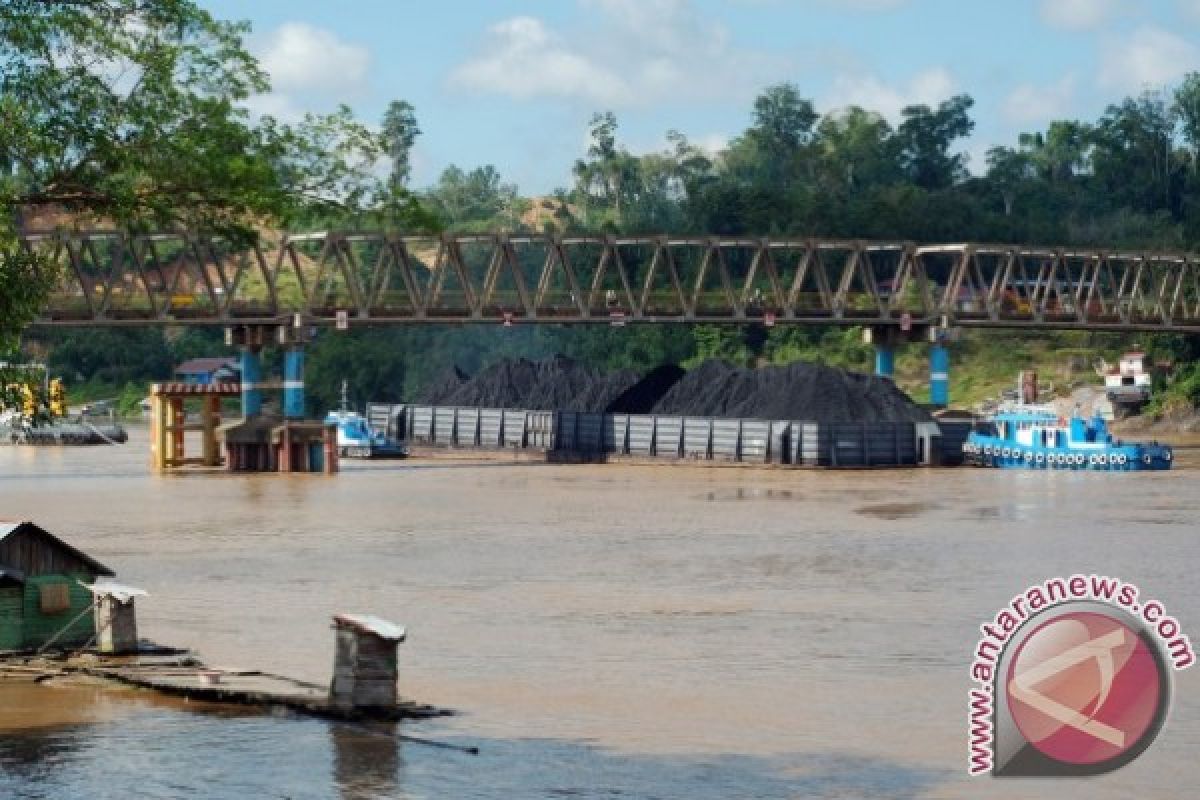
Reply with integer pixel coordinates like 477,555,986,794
15,230,1200,331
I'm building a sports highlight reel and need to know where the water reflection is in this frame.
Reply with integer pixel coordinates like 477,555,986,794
331,722,403,800
0,696,944,799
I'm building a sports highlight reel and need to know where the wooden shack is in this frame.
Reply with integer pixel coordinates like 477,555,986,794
330,614,406,711
0,521,115,652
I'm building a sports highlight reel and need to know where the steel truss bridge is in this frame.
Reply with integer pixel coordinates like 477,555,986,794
17,230,1200,333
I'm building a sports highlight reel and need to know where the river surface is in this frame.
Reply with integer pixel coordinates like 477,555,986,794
1,426,1198,798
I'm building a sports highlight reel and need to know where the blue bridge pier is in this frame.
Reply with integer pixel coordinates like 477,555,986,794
864,325,957,409
219,321,337,474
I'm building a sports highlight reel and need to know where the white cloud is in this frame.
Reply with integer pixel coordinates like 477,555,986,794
1098,26,1200,92
256,22,370,94
243,23,371,123
451,2,785,106
827,68,957,121
1002,75,1077,123
451,17,631,104
1039,0,1120,30
1180,0,1200,18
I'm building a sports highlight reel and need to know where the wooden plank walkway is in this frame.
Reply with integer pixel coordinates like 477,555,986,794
0,651,449,722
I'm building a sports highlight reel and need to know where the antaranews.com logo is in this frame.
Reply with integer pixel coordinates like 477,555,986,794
968,574,1194,777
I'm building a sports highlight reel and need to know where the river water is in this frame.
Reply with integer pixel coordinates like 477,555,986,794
1,426,1198,799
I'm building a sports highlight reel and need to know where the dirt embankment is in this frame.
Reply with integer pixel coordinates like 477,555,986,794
418,357,930,424
1111,409,1200,436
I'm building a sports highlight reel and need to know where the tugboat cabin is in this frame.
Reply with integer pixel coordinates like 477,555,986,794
0,521,115,652
989,410,1110,450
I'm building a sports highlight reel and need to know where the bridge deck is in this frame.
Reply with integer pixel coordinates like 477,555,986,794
17,231,1200,332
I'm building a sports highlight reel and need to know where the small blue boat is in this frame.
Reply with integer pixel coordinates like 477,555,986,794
324,409,408,459
963,407,1172,471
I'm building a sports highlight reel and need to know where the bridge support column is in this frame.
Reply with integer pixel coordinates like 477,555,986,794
283,347,305,419
863,327,898,379
875,345,895,379
240,346,263,418
929,339,950,408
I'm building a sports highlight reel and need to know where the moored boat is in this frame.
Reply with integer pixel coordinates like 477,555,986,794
324,409,408,459
963,407,1172,471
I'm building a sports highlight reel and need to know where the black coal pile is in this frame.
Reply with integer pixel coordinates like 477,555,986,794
606,365,686,414
419,366,469,403
649,360,931,424
416,356,643,412
415,356,929,424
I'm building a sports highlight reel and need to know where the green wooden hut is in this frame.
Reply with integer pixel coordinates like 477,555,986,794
0,521,115,652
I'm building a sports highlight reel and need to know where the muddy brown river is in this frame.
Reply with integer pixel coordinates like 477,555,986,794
2,426,1198,798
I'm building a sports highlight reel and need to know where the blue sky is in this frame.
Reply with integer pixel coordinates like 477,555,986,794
199,0,1200,194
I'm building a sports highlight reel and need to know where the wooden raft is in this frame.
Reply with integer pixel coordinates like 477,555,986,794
0,652,449,722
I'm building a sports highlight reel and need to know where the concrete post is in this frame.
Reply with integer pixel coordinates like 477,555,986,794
240,347,263,418
930,344,950,407
330,614,405,711
283,347,305,419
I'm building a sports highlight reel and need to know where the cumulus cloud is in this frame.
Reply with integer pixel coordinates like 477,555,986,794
827,68,957,121
1039,0,1120,30
1002,75,1077,123
450,17,631,104
255,22,370,95
244,22,371,122
451,1,785,106
1098,26,1200,92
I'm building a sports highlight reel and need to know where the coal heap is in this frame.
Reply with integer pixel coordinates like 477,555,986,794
649,360,931,424
417,356,643,412
416,356,928,423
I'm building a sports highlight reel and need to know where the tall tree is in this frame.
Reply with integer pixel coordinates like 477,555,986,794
381,100,420,190
896,95,975,190
1090,92,1182,216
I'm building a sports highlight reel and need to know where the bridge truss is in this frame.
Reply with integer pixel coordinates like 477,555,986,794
17,231,1200,332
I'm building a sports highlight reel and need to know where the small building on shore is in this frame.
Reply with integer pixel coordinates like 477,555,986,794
174,357,239,386
0,521,115,652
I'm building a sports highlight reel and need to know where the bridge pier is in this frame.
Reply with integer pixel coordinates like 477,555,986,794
874,346,895,379
929,329,951,408
283,347,305,419
218,323,336,475
863,327,900,379
240,345,264,418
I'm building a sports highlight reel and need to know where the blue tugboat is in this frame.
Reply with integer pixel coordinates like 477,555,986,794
963,407,1172,471
324,382,408,459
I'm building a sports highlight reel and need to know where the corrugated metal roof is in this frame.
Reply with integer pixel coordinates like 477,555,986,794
333,613,406,641
85,580,147,603
175,357,238,375
0,521,115,577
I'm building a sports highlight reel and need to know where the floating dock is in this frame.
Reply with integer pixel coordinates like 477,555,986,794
0,649,447,722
